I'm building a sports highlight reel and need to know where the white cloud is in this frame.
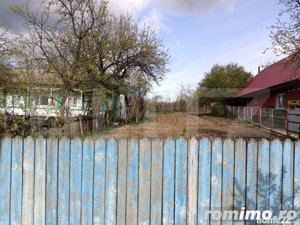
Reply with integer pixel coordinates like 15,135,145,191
108,0,150,16
153,0,237,16
140,9,170,33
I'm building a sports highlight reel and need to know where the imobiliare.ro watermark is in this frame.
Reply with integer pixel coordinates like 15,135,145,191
205,207,297,224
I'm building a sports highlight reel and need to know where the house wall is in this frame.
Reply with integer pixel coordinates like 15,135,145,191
240,87,300,109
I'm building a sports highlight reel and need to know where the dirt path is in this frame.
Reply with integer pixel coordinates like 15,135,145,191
100,112,280,139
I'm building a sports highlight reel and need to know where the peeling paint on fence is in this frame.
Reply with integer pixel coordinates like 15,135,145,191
0,137,300,225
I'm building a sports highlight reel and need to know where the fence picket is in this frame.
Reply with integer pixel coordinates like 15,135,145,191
22,137,35,225
197,138,211,225
34,138,46,225
294,140,300,224
46,138,58,225
10,137,23,225
94,139,106,225
126,139,139,225
150,138,163,225
82,139,94,225
117,139,127,225
58,138,70,225
105,138,118,225
138,139,151,225
69,138,82,224
162,139,176,225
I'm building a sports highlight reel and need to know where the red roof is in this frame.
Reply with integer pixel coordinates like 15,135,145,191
236,57,300,97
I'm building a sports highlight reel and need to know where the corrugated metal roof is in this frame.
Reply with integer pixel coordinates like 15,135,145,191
236,57,300,97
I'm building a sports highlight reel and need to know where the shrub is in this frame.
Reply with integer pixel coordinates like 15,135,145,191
211,102,227,117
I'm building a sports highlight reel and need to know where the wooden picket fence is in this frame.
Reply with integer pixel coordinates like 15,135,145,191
0,137,300,225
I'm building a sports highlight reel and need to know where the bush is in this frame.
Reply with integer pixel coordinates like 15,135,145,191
211,102,227,117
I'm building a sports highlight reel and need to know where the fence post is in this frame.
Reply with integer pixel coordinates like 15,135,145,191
259,108,262,125
237,107,240,120
250,107,253,123
271,109,274,129
244,107,246,121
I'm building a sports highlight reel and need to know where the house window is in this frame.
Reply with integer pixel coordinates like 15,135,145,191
68,97,79,108
276,94,286,109
40,96,49,106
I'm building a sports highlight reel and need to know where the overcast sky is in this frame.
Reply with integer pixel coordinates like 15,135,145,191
0,0,283,99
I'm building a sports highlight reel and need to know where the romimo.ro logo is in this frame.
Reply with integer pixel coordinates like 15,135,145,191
205,207,297,224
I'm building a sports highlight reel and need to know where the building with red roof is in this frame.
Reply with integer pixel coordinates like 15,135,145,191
230,57,300,110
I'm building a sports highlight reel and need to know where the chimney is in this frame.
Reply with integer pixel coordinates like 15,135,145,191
258,66,261,73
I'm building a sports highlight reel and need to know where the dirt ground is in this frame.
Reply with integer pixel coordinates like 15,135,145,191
100,112,281,139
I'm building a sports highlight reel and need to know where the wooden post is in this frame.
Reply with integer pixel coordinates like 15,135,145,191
250,107,253,123
259,108,262,125
271,109,274,129
238,107,240,120
244,107,246,121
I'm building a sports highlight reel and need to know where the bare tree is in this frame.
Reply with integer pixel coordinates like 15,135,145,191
269,0,300,68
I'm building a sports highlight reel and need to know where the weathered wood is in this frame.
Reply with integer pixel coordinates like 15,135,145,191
138,139,151,225
175,137,188,225
294,140,300,223
234,139,246,225
34,138,47,225
187,138,198,225
282,139,294,211
210,138,222,225
69,138,82,224
245,139,257,225
46,138,59,225
270,139,283,216
197,138,211,225
162,139,175,225
150,138,163,225
222,139,234,225
10,137,23,225
257,139,270,211
105,138,118,225
82,139,94,225
126,139,139,225
22,137,35,225
94,139,106,225
58,138,70,225
117,139,127,225
0,138,11,225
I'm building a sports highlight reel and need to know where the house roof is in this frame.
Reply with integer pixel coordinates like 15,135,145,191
235,57,300,97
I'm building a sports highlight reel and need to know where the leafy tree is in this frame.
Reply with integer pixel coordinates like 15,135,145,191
269,0,300,68
196,63,252,106
12,0,169,125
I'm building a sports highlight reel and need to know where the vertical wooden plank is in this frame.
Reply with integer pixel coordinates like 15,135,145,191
126,139,139,225
234,139,246,225
245,139,257,225
69,138,82,225
82,139,94,225
150,139,163,225
210,138,222,225
22,137,35,225
0,138,11,225
138,139,151,225
282,139,294,211
187,138,198,225
257,139,270,211
222,139,234,225
162,139,175,225
105,138,118,225
117,139,127,225
58,137,70,225
269,139,283,216
34,138,47,225
10,137,23,225
197,138,211,225
94,139,106,225
175,137,188,225
294,140,300,224
46,138,58,225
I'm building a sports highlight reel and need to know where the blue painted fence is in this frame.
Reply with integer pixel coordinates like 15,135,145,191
0,137,300,225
